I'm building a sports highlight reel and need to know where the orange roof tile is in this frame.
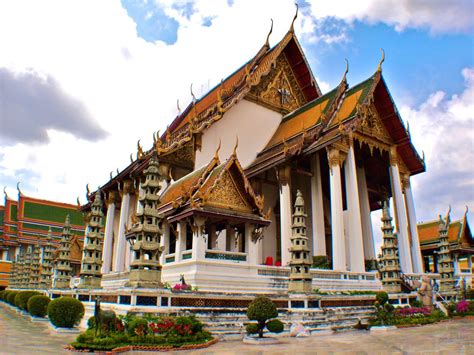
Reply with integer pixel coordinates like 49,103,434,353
417,219,462,244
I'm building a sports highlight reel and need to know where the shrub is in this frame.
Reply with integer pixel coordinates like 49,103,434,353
247,297,279,338
410,299,423,308
246,323,259,335
466,288,474,300
27,295,51,317
375,291,389,306
126,317,148,336
312,255,331,269
15,291,41,310
48,297,85,328
0,290,6,301
0,290,10,301
266,319,284,333
7,291,19,305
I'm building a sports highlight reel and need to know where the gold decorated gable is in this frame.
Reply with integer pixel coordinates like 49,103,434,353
246,54,306,114
205,170,252,213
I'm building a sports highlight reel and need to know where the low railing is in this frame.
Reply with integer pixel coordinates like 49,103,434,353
164,254,175,264
255,266,378,282
182,251,193,260
205,250,247,262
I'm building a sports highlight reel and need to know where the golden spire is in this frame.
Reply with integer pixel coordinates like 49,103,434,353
265,19,273,47
290,3,299,33
340,58,349,84
214,139,221,161
377,48,385,72
232,136,239,157
190,83,196,103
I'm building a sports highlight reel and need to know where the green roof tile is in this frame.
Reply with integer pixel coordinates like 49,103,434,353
23,201,84,226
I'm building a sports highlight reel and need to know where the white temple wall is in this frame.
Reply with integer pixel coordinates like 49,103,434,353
194,99,282,168
262,182,279,264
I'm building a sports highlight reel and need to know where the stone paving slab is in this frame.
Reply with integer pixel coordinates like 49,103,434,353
1,302,473,354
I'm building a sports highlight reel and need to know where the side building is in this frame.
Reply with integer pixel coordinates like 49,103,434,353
0,190,86,289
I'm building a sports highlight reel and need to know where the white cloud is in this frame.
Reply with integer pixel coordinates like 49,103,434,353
403,67,474,225
305,0,474,34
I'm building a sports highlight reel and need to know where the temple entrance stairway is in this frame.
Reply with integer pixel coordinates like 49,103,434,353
191,306,376,339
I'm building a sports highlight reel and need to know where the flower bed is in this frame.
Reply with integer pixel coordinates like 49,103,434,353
69,314,215,352
447,299,474,317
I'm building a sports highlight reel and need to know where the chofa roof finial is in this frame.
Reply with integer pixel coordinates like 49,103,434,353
16,182,22,197
342,58,349,82
190,83,196,103
214,139,222,161
232,136,239,157
377,48,385,72
290,3,299,33
265,19,273,47
177,99,181,115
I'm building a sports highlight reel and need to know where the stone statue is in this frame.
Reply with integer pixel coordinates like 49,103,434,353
94,296,102,336
417,276,433,308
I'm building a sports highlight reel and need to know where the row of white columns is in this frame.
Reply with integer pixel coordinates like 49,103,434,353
278,143,424,274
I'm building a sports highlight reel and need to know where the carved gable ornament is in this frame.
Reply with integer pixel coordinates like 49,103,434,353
355,102,392,145
247,55,306,113
206,170,252,213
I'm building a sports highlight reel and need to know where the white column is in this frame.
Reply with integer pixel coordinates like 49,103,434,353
192,217,206,261
390,150,413,274
101,195,116,274
310,154,326,256
113,183,131,272
175,221,187,262
160,222,170,265
278,165,292,266
209,224,217,249
404,180,424,273
356,166,376,260
344,145,365,272
453,254,460,275
328,148,346,271
246,223,261,265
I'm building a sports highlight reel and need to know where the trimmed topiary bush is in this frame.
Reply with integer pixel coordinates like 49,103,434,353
375,291,389,305
0,290,6,301
266,319,284,333
247,296,279,338
7,291,19,305
48,297,85,328
27,295,51,317
15,291,42,310
0,290,9,301
246,323,259,335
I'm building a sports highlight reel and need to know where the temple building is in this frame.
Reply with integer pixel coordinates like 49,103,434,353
77,15,428,295
0,189,85,289
417,209,473,287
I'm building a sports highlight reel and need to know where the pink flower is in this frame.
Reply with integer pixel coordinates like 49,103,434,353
456,300,469,313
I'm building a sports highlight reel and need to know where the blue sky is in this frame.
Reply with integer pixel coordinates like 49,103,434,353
0,0,473,238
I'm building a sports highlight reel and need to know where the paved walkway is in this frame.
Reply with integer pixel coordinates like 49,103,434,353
1,302,473,354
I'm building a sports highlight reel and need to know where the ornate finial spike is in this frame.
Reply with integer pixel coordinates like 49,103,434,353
446,205,452,221
290,3,299,33
116,168,120,175
177,99,181,114
232,136,239,157
422,150,425,163
16,182,22,196
86,183,90,198
407,121,410,136
265,18,273,47
76,197,81,208
377,48,385,72
110,171,113,179
214,139,221,160
465,205,469,216
190,83,196,102
342,58,349,82
130,153,133,163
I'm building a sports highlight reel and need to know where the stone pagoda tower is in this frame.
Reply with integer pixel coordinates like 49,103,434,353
379,201,402,293
79,192,105,288
15,252,25,289
437,210,455,292
126,154,164,287
40,228,55,289
288,190,313,293
52,215,73,289
9,259,18,289
23,247,33,289
30,244,42,289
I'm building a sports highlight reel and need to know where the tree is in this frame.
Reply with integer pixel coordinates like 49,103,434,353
246,297,280,338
